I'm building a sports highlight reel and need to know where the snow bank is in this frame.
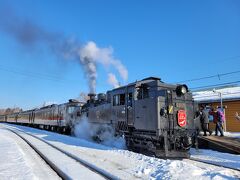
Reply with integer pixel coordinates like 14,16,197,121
112,149,240,179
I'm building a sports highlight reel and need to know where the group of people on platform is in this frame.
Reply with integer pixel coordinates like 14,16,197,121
198,105,225,137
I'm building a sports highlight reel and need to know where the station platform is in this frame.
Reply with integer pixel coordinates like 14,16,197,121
198,135,240,154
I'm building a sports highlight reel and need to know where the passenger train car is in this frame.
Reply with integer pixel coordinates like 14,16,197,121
0,100,83,133
0,77,199,158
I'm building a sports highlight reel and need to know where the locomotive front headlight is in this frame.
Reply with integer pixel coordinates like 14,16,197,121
176,85,188,96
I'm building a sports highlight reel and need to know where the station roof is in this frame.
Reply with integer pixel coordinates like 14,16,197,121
193,86,240,103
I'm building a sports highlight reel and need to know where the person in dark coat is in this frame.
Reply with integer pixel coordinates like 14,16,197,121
199,105,212,136
209,107,224,137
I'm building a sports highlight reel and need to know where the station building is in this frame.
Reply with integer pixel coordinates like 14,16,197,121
193,86,240,132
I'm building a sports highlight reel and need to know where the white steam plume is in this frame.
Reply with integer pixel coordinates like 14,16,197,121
74,116,126,149
0,7,128,93
79,41,128,81
107,73,119,88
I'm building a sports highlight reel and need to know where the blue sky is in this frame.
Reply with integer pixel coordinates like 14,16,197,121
0,0,240,109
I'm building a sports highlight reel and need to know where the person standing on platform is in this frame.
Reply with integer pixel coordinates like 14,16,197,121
236,112,240,121
209,107,224,137
199,105,212,136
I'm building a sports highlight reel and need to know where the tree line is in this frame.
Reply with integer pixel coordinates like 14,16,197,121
0,107,22,115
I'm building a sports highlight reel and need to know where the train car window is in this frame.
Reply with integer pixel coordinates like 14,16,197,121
137,86,149,100
113,95,119,106
158,90,166,97
119,94,125,105
143,87,149,99
128,93,133,107
67,106,75,114
113,94,125,106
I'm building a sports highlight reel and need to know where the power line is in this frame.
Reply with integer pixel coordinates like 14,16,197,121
190,80,240,91
0,64,62,79
176,70,240,83
0,66,64,82
0,65,111,87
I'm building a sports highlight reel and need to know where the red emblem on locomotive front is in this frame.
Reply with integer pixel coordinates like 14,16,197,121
178,110,187,127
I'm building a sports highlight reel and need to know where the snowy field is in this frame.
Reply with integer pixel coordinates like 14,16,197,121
0,123,239,180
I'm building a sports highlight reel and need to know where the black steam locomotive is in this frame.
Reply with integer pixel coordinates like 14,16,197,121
82,77,199,158
0,77,199,158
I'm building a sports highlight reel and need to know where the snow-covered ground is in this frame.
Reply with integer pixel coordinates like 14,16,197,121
190,148,240,170
199,131,240,139
0,123,239,179
0,127,59,180
224,132,240,138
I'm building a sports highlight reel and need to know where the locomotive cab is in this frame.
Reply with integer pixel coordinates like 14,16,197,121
121,77,197,158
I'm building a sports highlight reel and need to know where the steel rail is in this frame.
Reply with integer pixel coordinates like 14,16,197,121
5,127,118,180
6,128,68,179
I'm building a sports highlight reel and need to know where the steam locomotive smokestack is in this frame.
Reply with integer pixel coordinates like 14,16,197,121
88,93,96,103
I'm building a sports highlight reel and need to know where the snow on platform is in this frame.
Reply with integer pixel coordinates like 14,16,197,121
0,123,239,179
224,132,240,139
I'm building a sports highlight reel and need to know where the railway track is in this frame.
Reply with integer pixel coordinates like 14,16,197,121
5,127,118,180
3,124,239,177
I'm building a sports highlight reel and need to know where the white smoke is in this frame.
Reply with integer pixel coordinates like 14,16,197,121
73,116,92,140
107,73,120,88
73,116,126,149
0,7,128,93
79,41,128,84
77,92,89,102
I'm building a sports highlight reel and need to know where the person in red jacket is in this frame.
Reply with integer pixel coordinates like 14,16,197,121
209,107,224,137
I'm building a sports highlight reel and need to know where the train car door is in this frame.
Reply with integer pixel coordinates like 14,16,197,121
126,86,134,126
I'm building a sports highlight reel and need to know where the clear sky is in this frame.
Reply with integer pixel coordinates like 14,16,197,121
0,0,240,110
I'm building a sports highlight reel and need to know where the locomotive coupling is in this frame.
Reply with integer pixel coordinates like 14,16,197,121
182,136,193,150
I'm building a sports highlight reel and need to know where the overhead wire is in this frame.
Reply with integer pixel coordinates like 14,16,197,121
174,55,240,90
0,64,111,87
176,70,240,84
0,65,63,82
190,80,240,91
